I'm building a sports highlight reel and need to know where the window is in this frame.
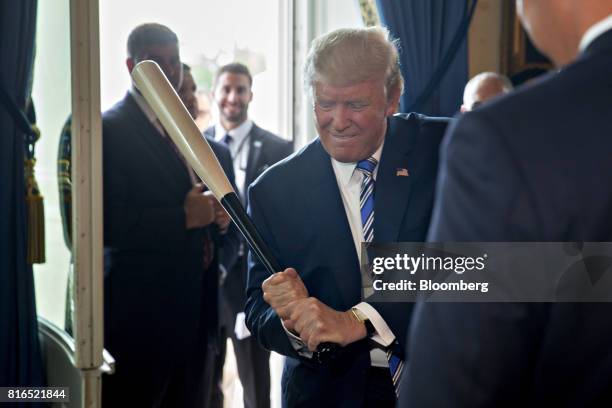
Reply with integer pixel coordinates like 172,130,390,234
100,0,292,138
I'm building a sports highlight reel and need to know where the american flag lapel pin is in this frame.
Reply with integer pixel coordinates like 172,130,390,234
396,168,409,177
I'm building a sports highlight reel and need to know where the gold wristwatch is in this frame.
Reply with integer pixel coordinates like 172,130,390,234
351,307,376,336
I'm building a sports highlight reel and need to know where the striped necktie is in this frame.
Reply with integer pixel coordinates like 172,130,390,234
356,157,377,242
356,157,404,397
387,349,403,397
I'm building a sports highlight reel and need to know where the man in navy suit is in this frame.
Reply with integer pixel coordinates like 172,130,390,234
400,0,612,406
245,27,447,407
102,23,237,407
204,63,292,408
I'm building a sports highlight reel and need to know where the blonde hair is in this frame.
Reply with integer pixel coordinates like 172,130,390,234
303,26,404,100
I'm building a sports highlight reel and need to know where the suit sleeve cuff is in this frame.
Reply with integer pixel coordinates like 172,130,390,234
354,302,396,347
281,320,313,358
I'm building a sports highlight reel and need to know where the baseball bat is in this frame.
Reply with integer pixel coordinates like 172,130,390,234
131,60,339,364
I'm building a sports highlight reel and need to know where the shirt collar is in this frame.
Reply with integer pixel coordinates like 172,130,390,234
214,118,253,145
331,138,385,188
579,14,612,52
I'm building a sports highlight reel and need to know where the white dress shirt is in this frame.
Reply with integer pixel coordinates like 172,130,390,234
214,119,254,202
215,119,254,337
285,140,395,367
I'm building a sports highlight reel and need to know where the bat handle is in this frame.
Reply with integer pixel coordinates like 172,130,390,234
220,193,281,274
220,193,343,364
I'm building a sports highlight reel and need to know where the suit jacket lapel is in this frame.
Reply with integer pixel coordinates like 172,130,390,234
307,141,362,307
374,117,416,242
122,94,192,193
246,124,263,188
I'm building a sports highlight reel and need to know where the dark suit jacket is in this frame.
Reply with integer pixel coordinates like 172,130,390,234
245,113,448,407
204,123,292,315
400,30,612,407
102,93,238,400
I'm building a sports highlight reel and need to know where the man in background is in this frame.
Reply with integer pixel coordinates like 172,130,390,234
204,62,292,408
57,64,217,338
460,71,513,112
102,23,237,407
400,0,612,405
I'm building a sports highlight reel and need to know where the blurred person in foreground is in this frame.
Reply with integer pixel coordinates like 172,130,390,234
400,0,612,406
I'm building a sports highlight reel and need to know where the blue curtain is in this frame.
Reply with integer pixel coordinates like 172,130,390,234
0,0,44,395
376,0,469,117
